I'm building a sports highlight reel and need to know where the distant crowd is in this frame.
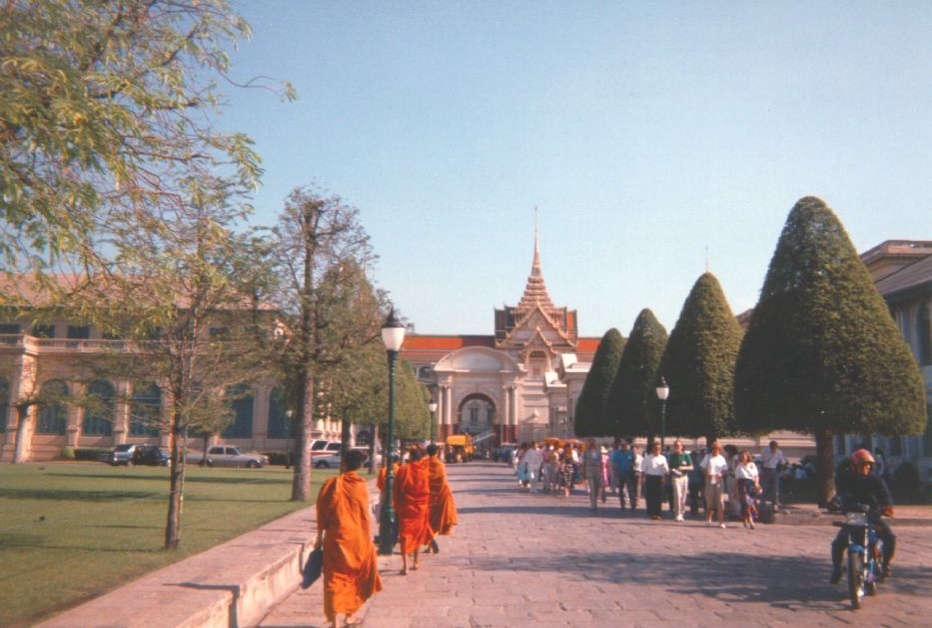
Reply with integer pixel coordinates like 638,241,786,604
509,438,801,529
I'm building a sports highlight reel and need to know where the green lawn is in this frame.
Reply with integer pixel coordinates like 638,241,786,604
0,461,335,627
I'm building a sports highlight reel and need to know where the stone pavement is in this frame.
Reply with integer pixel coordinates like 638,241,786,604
259,461,932,627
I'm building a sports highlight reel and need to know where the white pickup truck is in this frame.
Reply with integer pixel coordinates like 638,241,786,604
185,445,268,468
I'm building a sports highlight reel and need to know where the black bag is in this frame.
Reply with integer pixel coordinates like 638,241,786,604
301,547,323,589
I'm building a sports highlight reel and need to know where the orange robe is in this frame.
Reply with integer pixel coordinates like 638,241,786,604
377,462,399,491
392,457,433,553
428,457,458,536
316,471,383,622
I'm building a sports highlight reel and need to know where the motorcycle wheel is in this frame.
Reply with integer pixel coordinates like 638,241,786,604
848,552,864,609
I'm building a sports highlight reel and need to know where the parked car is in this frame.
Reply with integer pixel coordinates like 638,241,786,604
313,452,343,469
186,446,268,468
310,441,342,457
314,449,371,469
132,444,170,467
99,443,137,466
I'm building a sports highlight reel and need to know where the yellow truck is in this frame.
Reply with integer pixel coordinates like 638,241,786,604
445,434,474,463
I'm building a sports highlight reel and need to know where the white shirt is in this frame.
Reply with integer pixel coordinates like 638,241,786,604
525,447,543,469
760,447,787,470
641,453,670,476
701,453,729,478
735,462,759,481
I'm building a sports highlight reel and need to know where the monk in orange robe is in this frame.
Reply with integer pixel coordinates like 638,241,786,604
315,449,383,627
425,443,457,553
392,447,433,574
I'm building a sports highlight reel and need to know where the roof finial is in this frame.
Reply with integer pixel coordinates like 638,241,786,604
532,207,541,277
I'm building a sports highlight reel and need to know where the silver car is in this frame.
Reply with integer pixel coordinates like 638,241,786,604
189,446,268,468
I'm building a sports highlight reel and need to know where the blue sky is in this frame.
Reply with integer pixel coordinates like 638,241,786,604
221,1,932,338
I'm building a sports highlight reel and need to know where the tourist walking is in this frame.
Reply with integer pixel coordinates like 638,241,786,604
516,443,530,488
724,444,741,519
687,449,704,518
760,440,788,510
524,442,544,493
611,440,637,511
600,445,611,503
701,441,729,528
666,440,692,522
631,443,644,508
642,441,670,520
314,449,383,627
734,450,761,529
581,438,603,511
559,446,576,497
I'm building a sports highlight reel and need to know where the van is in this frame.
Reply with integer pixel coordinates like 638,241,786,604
445,434,474,463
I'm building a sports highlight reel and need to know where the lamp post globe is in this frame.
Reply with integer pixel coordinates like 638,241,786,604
655,377,669,452
428,400,438,444
378,308,405,556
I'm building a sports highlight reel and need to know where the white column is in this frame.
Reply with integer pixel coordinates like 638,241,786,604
503,386,510,429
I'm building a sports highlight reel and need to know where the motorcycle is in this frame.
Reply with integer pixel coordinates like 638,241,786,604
835,502,885,610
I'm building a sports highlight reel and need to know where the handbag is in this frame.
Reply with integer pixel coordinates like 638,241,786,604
301,547,323,589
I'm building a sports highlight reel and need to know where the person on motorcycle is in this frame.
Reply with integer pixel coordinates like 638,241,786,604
829,449,896,584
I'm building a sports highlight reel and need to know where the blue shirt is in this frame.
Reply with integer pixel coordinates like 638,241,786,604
611,449,635,473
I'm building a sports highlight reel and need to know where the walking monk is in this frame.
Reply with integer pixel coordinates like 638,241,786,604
314,449,382,627
393,447,433,575
425,443,458,553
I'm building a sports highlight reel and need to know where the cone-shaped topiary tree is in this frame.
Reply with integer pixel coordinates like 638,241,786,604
606,309,668,441
658,272,743,445
574,328,625,437
735,196,926,506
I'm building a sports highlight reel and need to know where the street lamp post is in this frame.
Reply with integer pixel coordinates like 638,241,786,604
378,308,405,556
428,400,438,444
656,377,669,451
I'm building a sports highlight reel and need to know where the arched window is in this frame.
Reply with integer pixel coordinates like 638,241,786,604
130,383,162,436
222,384,254,438
267,387,290,439
37,380,68,435
0,378,9,432
82,380,114,435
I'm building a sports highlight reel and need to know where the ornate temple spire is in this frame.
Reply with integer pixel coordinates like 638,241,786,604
517,211,555,310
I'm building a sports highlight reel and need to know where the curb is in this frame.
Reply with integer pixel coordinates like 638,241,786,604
37,507,316,628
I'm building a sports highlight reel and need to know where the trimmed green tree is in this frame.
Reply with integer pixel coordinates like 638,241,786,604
734,196,927,506
606,310,668,441
574,328,625,437
658,273,743,445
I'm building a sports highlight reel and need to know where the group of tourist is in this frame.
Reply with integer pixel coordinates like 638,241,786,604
513,437,792,530
312,443,459,627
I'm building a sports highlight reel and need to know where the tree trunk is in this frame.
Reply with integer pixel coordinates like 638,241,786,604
340,413,351,472
815,428,835,509
164,414,186,549
12,406,30,464
290,369,314,501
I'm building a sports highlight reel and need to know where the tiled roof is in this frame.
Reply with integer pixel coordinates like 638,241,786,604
874,254,932,299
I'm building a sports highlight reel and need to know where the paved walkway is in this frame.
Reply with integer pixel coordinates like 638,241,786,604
260,461,932,627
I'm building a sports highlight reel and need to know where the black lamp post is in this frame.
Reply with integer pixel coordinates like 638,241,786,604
428,400,438,444
656,377,669,451
378,308,405,556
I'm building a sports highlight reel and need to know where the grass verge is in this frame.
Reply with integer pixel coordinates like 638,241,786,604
0,461,335,626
